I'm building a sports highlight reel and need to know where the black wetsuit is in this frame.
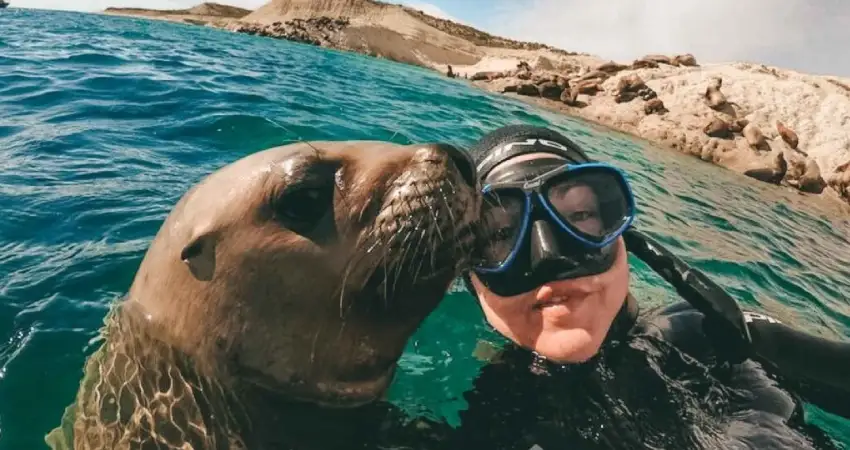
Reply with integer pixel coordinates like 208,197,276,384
447,297,850,450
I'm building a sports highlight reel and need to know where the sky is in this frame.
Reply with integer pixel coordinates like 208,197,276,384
12,0,850,76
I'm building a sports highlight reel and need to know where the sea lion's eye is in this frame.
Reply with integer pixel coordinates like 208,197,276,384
273,184,333,232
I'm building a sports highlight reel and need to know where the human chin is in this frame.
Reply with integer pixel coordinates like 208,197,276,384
535,326,602,363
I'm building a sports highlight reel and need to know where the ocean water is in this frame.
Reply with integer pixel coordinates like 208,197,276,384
1,8,850,449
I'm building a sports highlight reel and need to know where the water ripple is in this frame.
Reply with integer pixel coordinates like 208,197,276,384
1,7,849,449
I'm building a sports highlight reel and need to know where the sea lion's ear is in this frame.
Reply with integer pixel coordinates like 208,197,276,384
181,231,217,281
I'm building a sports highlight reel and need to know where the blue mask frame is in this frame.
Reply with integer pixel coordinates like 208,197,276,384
473,162,637,274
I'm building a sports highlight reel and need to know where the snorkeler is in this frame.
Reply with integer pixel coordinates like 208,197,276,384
453,124,850,450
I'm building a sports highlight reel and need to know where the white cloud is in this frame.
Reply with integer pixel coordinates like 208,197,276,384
486,0,850,76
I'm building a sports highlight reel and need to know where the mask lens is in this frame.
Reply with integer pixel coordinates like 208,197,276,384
545,168,631,243
477,189,526,269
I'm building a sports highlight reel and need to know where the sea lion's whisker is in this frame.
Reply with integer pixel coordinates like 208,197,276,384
401,214,428,272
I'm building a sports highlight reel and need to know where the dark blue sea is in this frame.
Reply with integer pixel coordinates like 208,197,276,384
1,8,850,450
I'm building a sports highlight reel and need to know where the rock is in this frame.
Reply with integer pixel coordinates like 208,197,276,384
615,92,639,103
798,159,827,194
644,98,668,115
742,123,769,151
533,56,555,71
517,84,540,96
503,84,518,93
776,120,799,149
517,61,532,72
703,118,733,139
516,70,532,80
446,65,455,78
744,151,787,185
597,61,628,74
632,58,659,69
227,16,349,47
700,139,723,162
538,82,564,100
672,53,698,67
639,87,658,101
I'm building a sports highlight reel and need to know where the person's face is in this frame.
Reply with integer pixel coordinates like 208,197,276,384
470,153,630,363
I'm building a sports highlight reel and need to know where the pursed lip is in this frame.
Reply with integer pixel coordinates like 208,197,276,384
532,281,597,310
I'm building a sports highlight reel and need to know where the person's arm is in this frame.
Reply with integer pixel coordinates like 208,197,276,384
744,312,850,419
624,227,850,419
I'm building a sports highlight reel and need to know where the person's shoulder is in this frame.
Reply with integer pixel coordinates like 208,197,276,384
631,300,713,359
633,300,704,336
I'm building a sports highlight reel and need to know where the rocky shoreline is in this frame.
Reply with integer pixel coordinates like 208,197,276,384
455,57,850,204
216,18,850,206
225,17,350,48
101,2,850,207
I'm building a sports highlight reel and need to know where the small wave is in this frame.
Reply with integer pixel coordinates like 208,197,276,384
44,52,130,67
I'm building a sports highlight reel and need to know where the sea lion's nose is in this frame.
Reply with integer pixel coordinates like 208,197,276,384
414,144,477,187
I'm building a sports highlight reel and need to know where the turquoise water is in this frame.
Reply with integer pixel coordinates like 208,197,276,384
2,8,850,449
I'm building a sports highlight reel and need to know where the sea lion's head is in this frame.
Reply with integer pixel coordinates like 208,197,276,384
126,140,480,407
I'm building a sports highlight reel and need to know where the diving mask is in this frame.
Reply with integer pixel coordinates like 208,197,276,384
471,158,636,297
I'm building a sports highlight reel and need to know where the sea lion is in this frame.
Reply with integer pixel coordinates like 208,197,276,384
561,86,580,106
575,80,602,95
744,150,787,185
517,83,541,96
578,70,609,83
729,118,749,134
538,81,564,100
597,61,628,74
644,98,667,115
797,158,827,194
672,53,698,67
615,74,647,103
632,58,659,69
703,118,733,139
642,54,674,65
704,77,728,110
743,122,770,151
45,141,481,450
776,120,799,149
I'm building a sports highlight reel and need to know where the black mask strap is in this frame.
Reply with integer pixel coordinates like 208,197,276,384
622,227,752,347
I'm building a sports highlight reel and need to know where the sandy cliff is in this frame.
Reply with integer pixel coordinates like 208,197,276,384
103,2,250,26
102,0,850,206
